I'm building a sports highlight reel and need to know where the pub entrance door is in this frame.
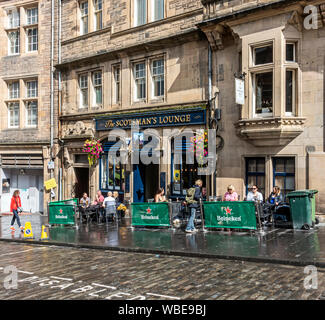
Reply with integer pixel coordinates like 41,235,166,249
133,163,159,202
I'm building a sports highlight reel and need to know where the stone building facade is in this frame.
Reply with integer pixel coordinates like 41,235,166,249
57,0,325,215
57,0,211,204
199,0,325,213
0,0,58,213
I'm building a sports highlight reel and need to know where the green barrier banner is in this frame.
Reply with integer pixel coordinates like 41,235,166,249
203,201,257,230
131,203,170,227
49,204,75,225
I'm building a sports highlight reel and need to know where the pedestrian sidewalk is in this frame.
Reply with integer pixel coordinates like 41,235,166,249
0,213,325,268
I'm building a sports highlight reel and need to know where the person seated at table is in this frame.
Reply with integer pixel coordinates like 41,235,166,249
268,186,284,206
103,191,116,221
93,190,104,206
246,185,263,202
80,192,90,208
79,192,90,221
223,185,238,201
113,191,120,206
154,188,167,203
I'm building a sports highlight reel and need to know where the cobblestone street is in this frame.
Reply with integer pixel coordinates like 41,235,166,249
0,242,324,300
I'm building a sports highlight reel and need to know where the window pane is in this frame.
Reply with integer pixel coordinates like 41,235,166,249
101,154,107,189
286,43,295,62
256,159,265,173
27,81,38,97
275,176,285,191
9,81,19,99
8,10,20,28
286,158,295,174
134,63,146,100
27,28,38,51
8,31,19,55
108,159,114,186
154,0,164,21
95,87,102,104
8,103,19,127
286,70,294,113
136,0,146,26
80,1,88,34
275,158,285,172
27,8,38,25
26,101,37,126
247,159,256,173
256,176,265,195
254,45,273,65
286,176,295,191
114,66,121,103
255,72,273,114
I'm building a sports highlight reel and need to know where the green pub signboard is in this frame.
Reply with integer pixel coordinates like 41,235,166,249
203,201,257,230
131,203,170,227
48,204,76,225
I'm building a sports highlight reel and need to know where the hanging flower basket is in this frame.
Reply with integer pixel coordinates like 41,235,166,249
82,139,103,167
190,130,208,166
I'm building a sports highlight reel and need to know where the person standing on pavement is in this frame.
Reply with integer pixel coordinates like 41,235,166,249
10,190,24,231
185,179,203,233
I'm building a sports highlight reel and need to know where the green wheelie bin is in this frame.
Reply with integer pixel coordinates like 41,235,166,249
286,190,318,230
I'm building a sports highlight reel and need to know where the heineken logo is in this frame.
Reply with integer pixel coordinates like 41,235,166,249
59,209,63,214
223,207,232,215
146,207,152,214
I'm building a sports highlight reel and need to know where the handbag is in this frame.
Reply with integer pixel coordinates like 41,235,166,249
15,198,23,213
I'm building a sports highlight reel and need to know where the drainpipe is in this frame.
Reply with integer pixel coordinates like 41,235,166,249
58,0,62,201
50,0,54,165
208,45,216,197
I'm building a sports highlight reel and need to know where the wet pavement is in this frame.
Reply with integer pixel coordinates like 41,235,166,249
0,242,324,300
0,213,325,267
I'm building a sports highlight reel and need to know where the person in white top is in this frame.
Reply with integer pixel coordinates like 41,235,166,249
103,191,116,220
246,185,263,202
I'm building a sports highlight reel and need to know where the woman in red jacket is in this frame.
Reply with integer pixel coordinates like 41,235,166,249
10,190,24,231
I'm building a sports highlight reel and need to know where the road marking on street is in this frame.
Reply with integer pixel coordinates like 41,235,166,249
50,276,73,281
0,247,45,257
92,283,117,289
17,270,34,275
146,293,181,300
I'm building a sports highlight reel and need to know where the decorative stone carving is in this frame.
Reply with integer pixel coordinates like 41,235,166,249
63,120,95,138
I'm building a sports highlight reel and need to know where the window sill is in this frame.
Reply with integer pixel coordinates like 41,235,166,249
235,116,306,147
23,23,38,29
150,97,165,103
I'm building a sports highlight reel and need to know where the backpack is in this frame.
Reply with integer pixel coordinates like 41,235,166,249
185,187,197,204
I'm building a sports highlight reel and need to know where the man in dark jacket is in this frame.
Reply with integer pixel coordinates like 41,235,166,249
185,179,203,233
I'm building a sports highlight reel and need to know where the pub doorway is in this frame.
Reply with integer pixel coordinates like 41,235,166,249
73,167,89,201
133,163,159,202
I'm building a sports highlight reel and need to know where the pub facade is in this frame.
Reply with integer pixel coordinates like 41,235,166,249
56,0,325,215
57,0,211,203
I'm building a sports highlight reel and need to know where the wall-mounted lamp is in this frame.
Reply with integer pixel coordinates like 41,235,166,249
19,169,25,175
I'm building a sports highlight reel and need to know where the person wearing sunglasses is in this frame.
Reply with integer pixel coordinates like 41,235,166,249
246,185,263,202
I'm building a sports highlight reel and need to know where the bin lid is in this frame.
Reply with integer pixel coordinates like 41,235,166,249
286,190,318,197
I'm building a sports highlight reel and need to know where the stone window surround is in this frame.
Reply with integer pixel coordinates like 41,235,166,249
77,0,105,36
4,77,39,129
131,54,166,105
76,68,104,111
242,27,301,120
132,0,166,28
4,3,39,56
